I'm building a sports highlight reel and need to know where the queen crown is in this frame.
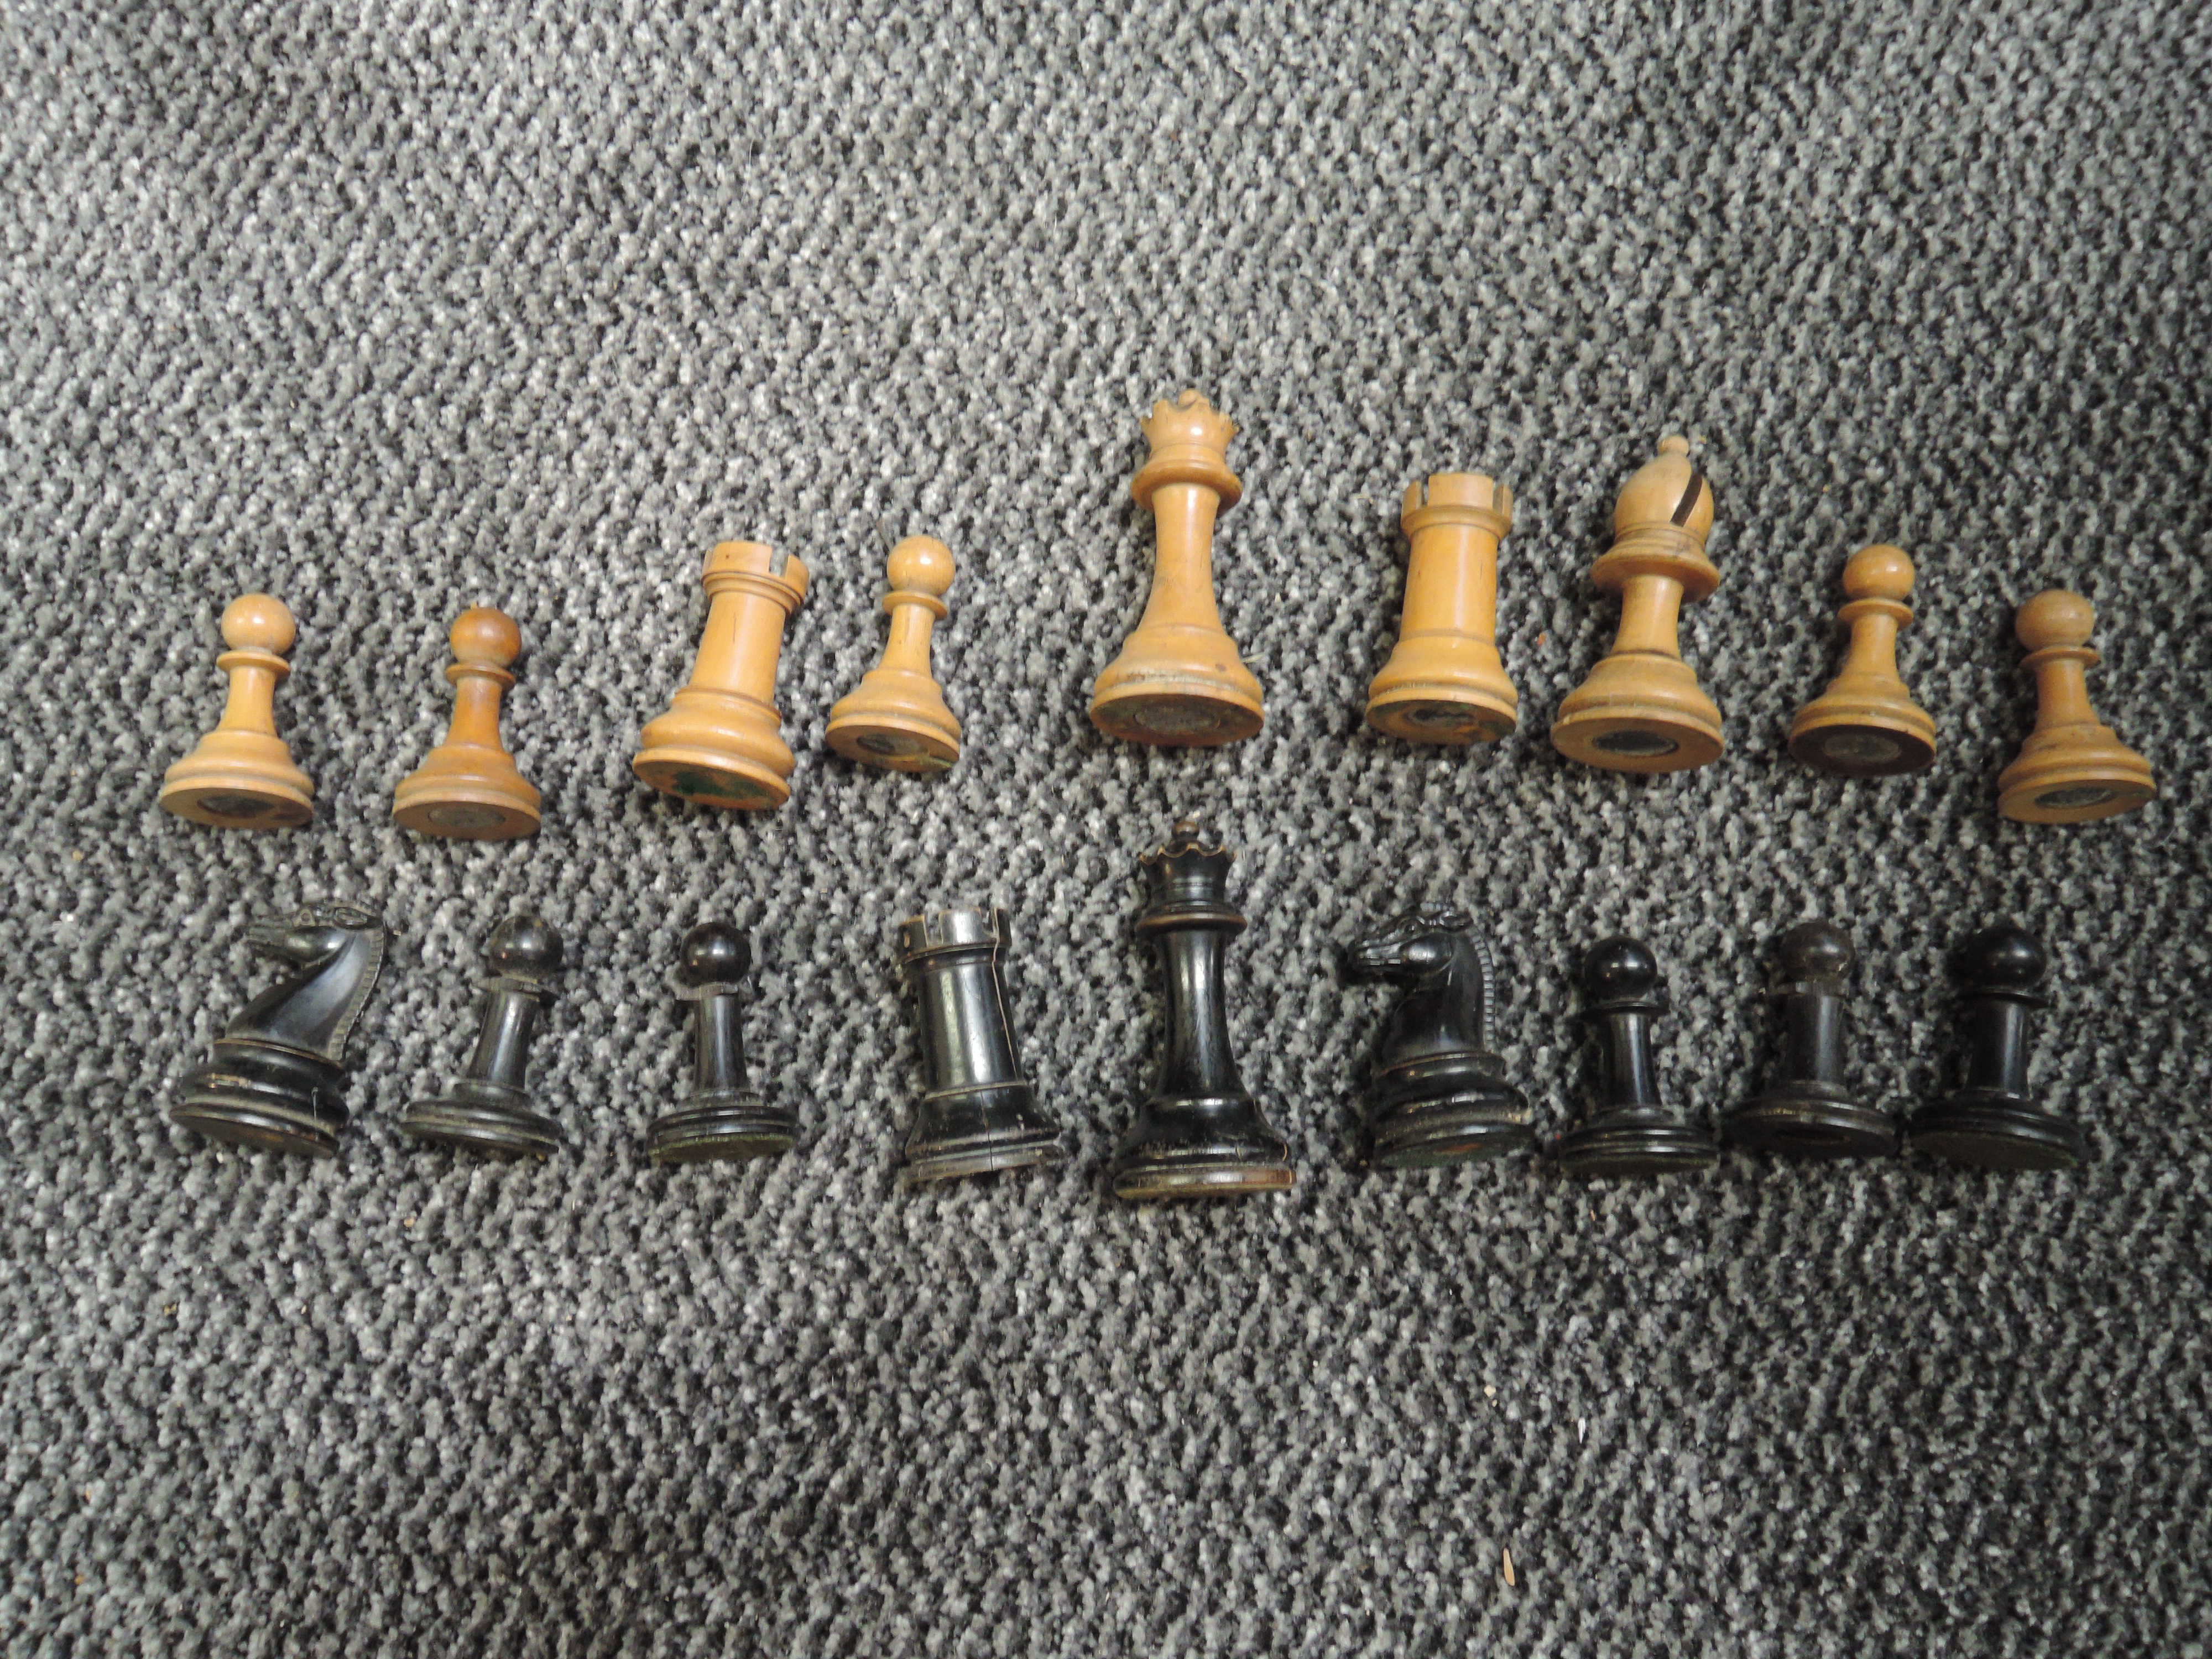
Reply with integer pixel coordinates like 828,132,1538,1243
1139,820,1238,914
1140,390,1238,463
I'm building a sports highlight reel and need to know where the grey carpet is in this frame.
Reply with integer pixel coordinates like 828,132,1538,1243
4,1,2209,1652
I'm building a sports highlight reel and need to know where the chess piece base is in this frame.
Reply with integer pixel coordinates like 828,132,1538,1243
172,1041,346,1157
1906,1092,2086,1171
825,707,960,773
393,757,542,840
1721,1088,1896,1160
1090,681,1264,748
160,734,314,829
1556,1113,1718,1178
1367,684,1517,747
1109,1096,1294,1200
632,740,792,812
400,1082,561,1157
1788,713,1937,779
1996,732,2157,825
1551,655,1724,773
646,1092,795,1165
1369,1053,1533,1167
899,1083,1065,1185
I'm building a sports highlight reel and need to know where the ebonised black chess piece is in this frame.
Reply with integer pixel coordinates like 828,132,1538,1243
1907,924,2085,1170
1346,904,1532,1167
1721,921,1895,1159
896,906,1064,1184
171,904,388,1157
1557,936,1718,1177
646,922,794,1165
400,914,564,1157
1109,820,1294,1200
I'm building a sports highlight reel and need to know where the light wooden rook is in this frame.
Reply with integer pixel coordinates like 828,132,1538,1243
1789,544,1938,776
159,593,314,829
1997,589,2156,823
393,607,541,839
1367,471,1518,744
826,535,962,772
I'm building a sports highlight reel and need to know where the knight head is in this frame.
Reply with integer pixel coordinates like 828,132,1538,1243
1346,903,1474,983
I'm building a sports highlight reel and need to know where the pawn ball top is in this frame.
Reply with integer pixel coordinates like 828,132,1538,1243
2016,588,2096,651
1582,935,1660,999
1614,436,1713,539
221,593,296,655
1843,544,1915,602
678,921,752,987
1775,920,1855,981
1954,923,2047,991
450,606,522,667
886,535,956,598
485,912,564,978
1658,435,1691,456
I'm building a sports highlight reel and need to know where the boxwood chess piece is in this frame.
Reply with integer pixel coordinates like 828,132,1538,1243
1996,589,2157,824
1721,921,1895,1158
160,593,315,828
1346,904,1533,1167
401,914,565,1156
634,541,811,811
896,906,1064,1183
826,535,963,772
1788,545,1938,777
1366,472,1520,745
1558,936,1718,1176
1089,392,1265,747
1109,820,1294,1199
1907,924,2085,1170
171,903,388,1157
1551,437,1725,773
646,922,793,1164
393,606,541,839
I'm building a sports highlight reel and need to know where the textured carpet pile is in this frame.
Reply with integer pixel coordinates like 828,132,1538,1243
3,3,2209,1653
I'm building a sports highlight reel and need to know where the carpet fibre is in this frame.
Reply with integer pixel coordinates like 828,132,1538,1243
4,2,2210,1653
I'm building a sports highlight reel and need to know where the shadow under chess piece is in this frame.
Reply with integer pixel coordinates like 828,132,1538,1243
1347,904,1533,1167
896,906,1064,1184
1089,391,1265,747
160,593,315,828
400,914,565,1156
1367,473,1519,744
634,541,811,811
1109,821,1294,1199
1789,545,1938,777
826,535,962,773
646,922,794,1164
1551,437,1725,773
171,904,388,1157
1996,589,2157,824
1557,936,1718,1177
1907,924,2085,1170
1721,921,1895,1159
393,606,541,839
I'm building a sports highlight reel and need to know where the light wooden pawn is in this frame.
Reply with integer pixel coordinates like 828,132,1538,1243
1550,436,1724,773
1088,390,1264,747
826,535,962,772
1997,589,2156,823
159,593,314,828
1366,471,1518,744
393,607,541,839
1788,545,1938,776
633,541,810,811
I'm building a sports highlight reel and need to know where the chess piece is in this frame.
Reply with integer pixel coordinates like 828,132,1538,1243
1109,821,1294,1199
1721,921,1894,1158
646,923,794,1164
1788,545,1938,776
171,904,387,1157
1908,924,2084,1170
1089,392,1264,747
896,906,1065,1183
826,535,962,772
634,541,811,811
1996,590,2157,823
1557,937,1718,1176
1347,904,1533,1167
393,607,542,838
159,593,314,828
400,914,565,1156
1551,437,1724,772
1366,473,1519,744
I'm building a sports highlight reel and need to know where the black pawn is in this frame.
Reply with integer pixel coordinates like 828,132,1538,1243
1721,921,1895,1159
400,913,564,1156
1557,936,1717,1177
646,923,794,1164
1907,924,2084,1171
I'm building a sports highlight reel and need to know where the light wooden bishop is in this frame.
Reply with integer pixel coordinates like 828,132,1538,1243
1366,471,1518,744
1789,545,1938,776
826,535,962,772
393,607,541,838
1997,589,2156,823
633,541,810,811
159,593,314,828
